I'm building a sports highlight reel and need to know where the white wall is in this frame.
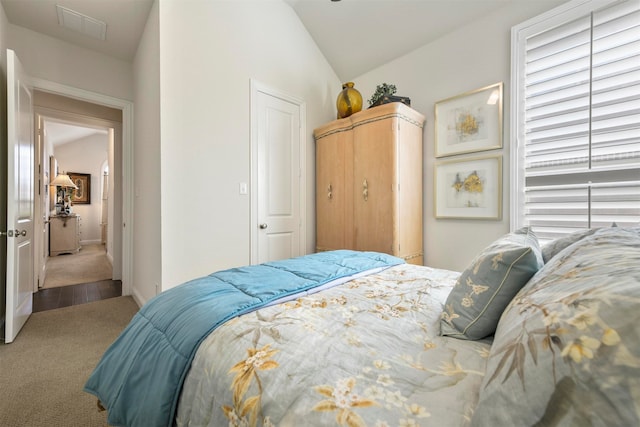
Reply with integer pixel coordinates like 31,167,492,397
156,0,339,290
53,134,108,245
353,0,566,272
132,0,161,304
7,25,133,101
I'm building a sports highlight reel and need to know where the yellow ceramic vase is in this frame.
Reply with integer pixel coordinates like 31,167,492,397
336,82,363,119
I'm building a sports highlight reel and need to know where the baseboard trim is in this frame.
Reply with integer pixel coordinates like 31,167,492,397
80,239,103,246
131,287,146,308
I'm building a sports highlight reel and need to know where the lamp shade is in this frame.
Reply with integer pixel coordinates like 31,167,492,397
51,173,78,188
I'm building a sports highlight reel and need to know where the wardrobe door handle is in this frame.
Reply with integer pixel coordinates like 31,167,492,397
362,179,368,201
327,184,333,199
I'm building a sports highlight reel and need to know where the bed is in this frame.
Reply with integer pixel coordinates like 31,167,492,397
85,226,640,427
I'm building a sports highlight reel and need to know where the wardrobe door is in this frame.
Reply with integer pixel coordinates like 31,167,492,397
315,129,353,252
352,117,397,254
397,118,424,264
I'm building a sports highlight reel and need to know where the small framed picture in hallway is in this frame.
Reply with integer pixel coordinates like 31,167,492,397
69,172,91,204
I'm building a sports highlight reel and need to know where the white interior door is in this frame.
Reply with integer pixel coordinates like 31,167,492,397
251,82,306,264
5,49,35,343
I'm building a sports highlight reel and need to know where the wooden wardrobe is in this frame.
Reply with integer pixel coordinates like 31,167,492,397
314,102,425,264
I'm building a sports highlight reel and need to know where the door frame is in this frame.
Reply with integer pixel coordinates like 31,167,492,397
249,80,306,264
31,78,134,296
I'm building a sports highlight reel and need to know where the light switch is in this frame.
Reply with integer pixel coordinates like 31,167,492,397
239,182,248,195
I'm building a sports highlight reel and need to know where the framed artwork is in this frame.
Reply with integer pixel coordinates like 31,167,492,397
69,172,91,204
435,82,503,157
434,155,502,220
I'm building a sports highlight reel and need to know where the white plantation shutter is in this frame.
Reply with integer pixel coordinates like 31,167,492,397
511,0,640,242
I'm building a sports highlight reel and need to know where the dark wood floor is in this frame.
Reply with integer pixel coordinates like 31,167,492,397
33,280,122,313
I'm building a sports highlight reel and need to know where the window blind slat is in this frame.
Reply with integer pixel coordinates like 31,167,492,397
526,15,590,54
593,0,640,26
527,45,591,77
526,80,590,106
593,66,640,90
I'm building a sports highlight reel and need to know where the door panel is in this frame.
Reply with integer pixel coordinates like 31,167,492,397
353,117,397,254
264,232,294,263
5,49,34,343
315,130,352,251
255,88,302,264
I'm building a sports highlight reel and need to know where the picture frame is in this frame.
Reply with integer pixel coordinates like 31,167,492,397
434,155,502,220
69,172,91,204
435,82,503,157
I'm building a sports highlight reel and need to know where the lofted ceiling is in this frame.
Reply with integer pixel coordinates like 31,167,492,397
283,0,517,81
1,0,523,81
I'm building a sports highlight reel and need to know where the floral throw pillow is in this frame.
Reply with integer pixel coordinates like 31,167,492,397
440,227,543,340
472,227,640,426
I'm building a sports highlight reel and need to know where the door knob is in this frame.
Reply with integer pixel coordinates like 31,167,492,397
0,229,25,237
259,223,268,229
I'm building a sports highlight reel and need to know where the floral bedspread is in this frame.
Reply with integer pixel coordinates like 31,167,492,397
176,264,491,427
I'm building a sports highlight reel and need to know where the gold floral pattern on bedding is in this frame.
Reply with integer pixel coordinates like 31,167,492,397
472,227,640,426
223,344,279,427
176,264,492,427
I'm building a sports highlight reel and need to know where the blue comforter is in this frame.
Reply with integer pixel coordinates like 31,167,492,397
84,250,403,427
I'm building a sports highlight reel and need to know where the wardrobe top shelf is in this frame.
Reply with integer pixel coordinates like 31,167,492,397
314,102,425,141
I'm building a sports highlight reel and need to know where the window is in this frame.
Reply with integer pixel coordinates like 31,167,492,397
511,0,640,242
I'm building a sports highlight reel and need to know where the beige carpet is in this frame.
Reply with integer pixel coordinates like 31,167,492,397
44,244,113,288
0,296,139,427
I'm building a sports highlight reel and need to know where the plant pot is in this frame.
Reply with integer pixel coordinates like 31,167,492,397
369,95,411,108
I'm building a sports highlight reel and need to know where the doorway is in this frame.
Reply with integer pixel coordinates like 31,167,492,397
31,89,127,310
42,119,112,286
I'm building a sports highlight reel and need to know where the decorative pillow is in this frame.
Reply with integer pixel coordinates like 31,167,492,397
541,228,598,263
440,227,543,340
472,227,640,426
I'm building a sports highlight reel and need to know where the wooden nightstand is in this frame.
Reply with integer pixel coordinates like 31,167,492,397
49,214,81,256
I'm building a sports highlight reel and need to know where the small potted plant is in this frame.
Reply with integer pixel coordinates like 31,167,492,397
367,83,411,108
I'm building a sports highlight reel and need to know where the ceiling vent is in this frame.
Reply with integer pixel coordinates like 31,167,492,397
56,4,106,41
